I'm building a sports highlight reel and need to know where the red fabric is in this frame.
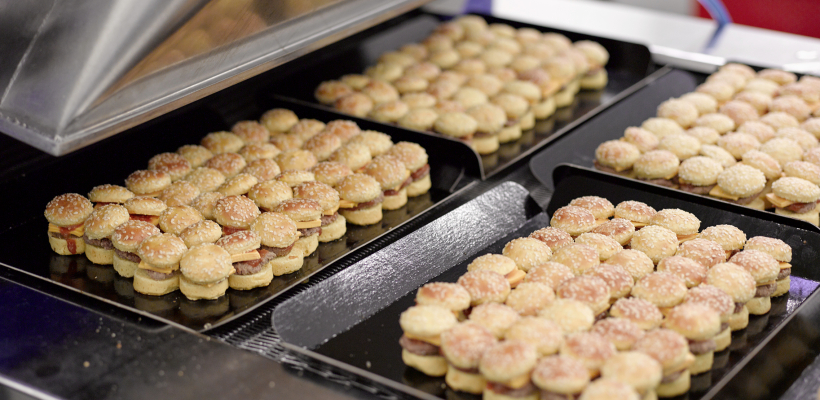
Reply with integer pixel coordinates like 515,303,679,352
698,1,820,38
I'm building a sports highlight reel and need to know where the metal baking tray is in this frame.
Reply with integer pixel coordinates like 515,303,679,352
267,9,654,179
0,98,477,332
272,165,820,400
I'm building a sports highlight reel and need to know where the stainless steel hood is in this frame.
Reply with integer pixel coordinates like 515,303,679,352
0,0,428,156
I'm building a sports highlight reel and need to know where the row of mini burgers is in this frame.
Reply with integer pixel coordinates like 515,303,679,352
314,14,610,155
398,195,793,399
43,109,432,300
594,63,820,224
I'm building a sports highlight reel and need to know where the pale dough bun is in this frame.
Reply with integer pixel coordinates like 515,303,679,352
774,276,791,297
580,69,608,90
269,248,305,276
690,351,714,375
341,205,382,226
49,236,86,255
775,207,820,225
520,111,536,130
180,276,229,300
746,296,772,315
402,350,448,376
533,97,557,119
229,264,273,290
714,327,731,352
133,269,179,296
483,389,538,400
113,255,139,278
497,124,522,143
86,244,114,265
729,305,750,331
445,366,485,394
296,233,319,256
319,215,346,242
555,87,575,107
383,189,408,210
407,174,431,197
656,369,690,398
473,134,500,155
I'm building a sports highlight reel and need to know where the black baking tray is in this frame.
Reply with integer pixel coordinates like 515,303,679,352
266,9,654,179
0,97,477,333
273,165,820,400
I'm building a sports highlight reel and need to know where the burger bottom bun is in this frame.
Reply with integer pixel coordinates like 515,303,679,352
483,389,538,400
49,235,86,255
644,390,658,400
589,298,610,316
498,124,522,143
533,97,556,119
319,215,346,242
402,349,447,377
383,189,408,210
473,134,500,155
775,207,820,225
774,277,791,297
229,264,273,290
555,86,575,108
87,264,115,283
715,327,731,352
134,269,179,296
657,369,690,398
407,175,432,197
747,197,766,211
341,205,383,226
729,305,750,331
445,366,486,394
86,244,114,265
180,276,228,300
690,351,714,375
296,233,319,256
580,69,608,90
520,111,535,130
568,79,581,95
113,255,138,278
747,296,771,315
269,248,305,276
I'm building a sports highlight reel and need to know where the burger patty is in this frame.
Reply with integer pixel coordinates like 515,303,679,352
638,176,676,188
411,164,431,181
729,188,764,206
487,382,537,398
50,231,81,240
347,193,385,211
595,311,608,322
451,365,480,374
261,243,296,258
778,268,791,280
661,369,685,384
83,235,114,250
298,227,322,237
385,177,413,196
755,282,777,297
688,338,716,355
222,226,246,236
114,249,141,263
593,160,630,175
233,249,276,275
321,212,338,227
541,390,580,400
504,118,519,128
473,131,494,138
785,201,816,213
733,302,745,313
679,182,716,195
398,335,440,356
146,270,176,280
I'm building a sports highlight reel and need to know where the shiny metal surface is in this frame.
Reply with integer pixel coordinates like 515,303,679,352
0,0,427,156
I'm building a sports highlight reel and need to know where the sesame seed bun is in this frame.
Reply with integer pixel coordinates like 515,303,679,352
733,91,772,115
241,158,281,182
289,119,326,141
364,154,408,191
772,95,811,121
600,352,662,394
315,80,354,104
569,196,614,220
88,184,134,204
745,78,780,96
630,226,678,264
179,220,221,248
695,113,736,134
762,112,801,132
183,167,226,192
400,305,458,339
656,256,706,288
434,112,478,138
684,284,734,321
335,93,374,117
398,108,438,131
590,218,634,246
538,299,595,334
679,92,718,115
329,144,371,171
524,262,574,290
685,127,720,145
641,118,684,138
441,322,497,370
206,153,247,179
575,233,622,261
650,208,700,236
468,254,518,276
467,103,507,134
784,161,820,185
504,317,563,357
250,212,299,248
112,220,161,253
505,282,555,316
293,181,339,213
720,63,756,79
159,181,201,207
632,272,688,309
335,173,381,204
739,121,777,143
85,204,130,239
605,249,655,282
720,100,759,126
529,227,573,251
189,192,224,220
658,134,701,160
678,156,723,186
614,201,656,226
274,170,315,188
777,127,817,150
275,149,318,172
560,332,616,378
303,132,341,162
663,303,720,341
609,297,663,330
491,93,529,119
557,275,610,315
310,161,352,187
177,145,213,168
634,150,679,180
676,238,725,268
623,127,660,152
458,270,511,305
700,145,737,168
591,318,644,351
658,98,699,128
502,238,552,271
699,224,746,251
370,100,409,123
480,340,538,384
760,137,804,166
201,131,244,154
125,170,171,196
469,303,520,339
717,133,760,160
402,92,437,110
273,198,322,223
393,75,429,94
741,150,782,180
717,164,766,197
260,108,299,133
729,250,780,284
552,243,600,275
232,120,270,144
772,176,820,203
595,140,641,171
216,230,260,255
269,134,304,151
586,263,633,300
214,195,260,229
148,152,192,181
551,206,596,236
179,243,233,285
632,328,690,372
158,205,203,236
744,236,792,263
705,262,756,303
138,233,187,269
124,197,166,217
365,63,404,83
697,81,734,104
532,355,590,395
45,193,94,226
416,282,471,312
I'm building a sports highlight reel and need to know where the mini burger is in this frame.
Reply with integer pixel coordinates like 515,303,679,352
88,184,134,207
247,180,292,212
242,159,281,182
385,142,431,197
579,379,641,400
705,262,756,330
468,254,526,288
632,329,695,397
83,204,131,264
206,153,248,179
633,150,680,188
609,297,663,331
591,318,645,351
684,284,734,351
336,173,384,226
123,197,166,226
586,263,634,304
677,156,724,194
468,303,521,339
656,256,706,288
529,227,573,251
465,103,504,154
575,233,623,261
111,220,160,277
629,225,679,264
274,199,323,256
159,181,201,206
767,177,820,225
551,243,600,275
604,249,655,282
399,305,458,377
125,170,171,197
677,238,726,268
664,304,721,375
729,250,781,315
556,275,610,318
649,208,701,243
44,193,94,255
148,152,192,181
440,322,497,393
294,181,345,242
179,220,222,248
134,233,188,296
622,126,660,153
250,212,304,276
415,282,471,319
364,154,411,210
201,131,244,154
310,161,352,188
183,167,226,193
550,205,596,237
189,192,225,221
158,205,203,236
260,108,299,134
531,355,590,400
590,218,635,247
217,173,258,197
699,224,747,259
479,340,539,400
505,282,555,316
458,270,512,306
347,130,394,157
600,351,662,400
574,40,609,90
177,144,213,168
614,200,657,230
523,262,574,290
560,332,616,379
538,299,595,334
275,170,315,188
594,140,641,175
505,317,564,357
217,230,271,290
631,272,688,315
214,195,261,235
179,243,235,300
502,238,552,272
744,236,793,297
